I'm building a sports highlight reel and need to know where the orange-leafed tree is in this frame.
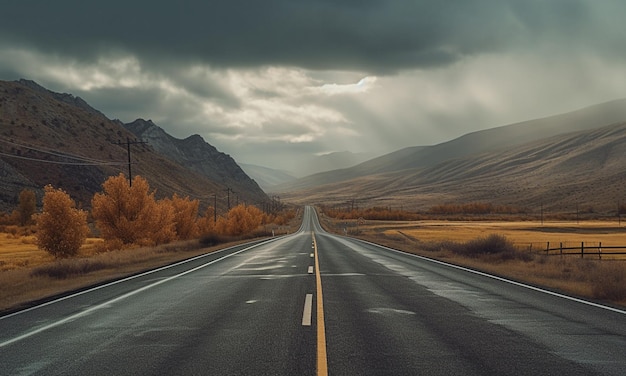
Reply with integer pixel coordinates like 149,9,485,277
197,206,217,235
36,185,89,258
91,174,160,246
222,204,264,236
167,194,200,240
149,198,176,245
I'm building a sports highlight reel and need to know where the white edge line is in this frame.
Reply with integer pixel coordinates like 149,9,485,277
0,236,291,348
347,236,626,315
1,235,290,321
302,294,313,326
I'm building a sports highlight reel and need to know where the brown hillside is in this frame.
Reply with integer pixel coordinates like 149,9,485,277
281,122,626,215
0,79,266,212
273,99,626,192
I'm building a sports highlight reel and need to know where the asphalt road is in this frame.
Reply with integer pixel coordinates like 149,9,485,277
1,206,625,375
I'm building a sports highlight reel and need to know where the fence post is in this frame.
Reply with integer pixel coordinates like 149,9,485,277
581,242,584,259
598,242,602,260
546,241,550,255
560,242,563,256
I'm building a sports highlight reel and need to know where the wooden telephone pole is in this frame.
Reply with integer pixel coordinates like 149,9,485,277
116,137,146,186
225,187,235,210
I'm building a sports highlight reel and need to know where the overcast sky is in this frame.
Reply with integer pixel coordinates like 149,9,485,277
1,1,625,172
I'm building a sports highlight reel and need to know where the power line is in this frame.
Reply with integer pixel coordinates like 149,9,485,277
0,137,113,165
0,151,127,166
0,136,130,168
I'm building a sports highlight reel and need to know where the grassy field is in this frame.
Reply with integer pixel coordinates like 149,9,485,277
0,233,107,272
371,220,626,255
321,215,626,306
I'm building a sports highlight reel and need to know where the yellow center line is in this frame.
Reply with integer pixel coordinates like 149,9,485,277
312,232,328,376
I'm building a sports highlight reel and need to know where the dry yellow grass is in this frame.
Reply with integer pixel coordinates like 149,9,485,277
0,233,51,271
0,238,235,313
0,234,105,271
369,220,622,240
322,217,626,306
361,220,626,257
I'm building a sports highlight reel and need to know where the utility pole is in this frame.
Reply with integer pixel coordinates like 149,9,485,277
115,137,146,186
213,193,217,223
225,187,235,210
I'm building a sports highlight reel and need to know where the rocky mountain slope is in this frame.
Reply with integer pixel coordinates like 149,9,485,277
0,79,267,212
124,119,264,200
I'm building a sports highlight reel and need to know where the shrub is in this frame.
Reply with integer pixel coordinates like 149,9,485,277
463,234,517,255
31,259,107,279
36,185,90,258
199,232,228,247
445,234,518,259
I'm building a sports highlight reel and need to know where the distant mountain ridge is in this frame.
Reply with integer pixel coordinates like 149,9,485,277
240,151,376,190
239,164,296,190
299,151,378,177
273,99,626,193
0,79,267,211
277,100,626,214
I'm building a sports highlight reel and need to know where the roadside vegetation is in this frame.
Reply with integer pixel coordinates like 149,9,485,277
319,206,626,306
322,202,524,220
0,174,299,312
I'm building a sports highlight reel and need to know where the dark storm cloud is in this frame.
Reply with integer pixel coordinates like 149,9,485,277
73,87,168,121
164,67,242,109
0,0,604,73
2,1,626,171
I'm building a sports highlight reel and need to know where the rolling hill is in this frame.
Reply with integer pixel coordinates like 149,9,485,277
273,99,626,193
277,104,626,214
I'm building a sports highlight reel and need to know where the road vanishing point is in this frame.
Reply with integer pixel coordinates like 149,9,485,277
1,206,625,375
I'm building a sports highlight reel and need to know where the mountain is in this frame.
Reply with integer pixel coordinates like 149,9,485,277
273,99,626,192
16,79,106,117
278,106,626,214
124,119,265,200
298,151,378,177
239,151,376,190
239,164,296,190
0,79,267,212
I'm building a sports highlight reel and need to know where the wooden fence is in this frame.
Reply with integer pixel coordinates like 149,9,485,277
531,242,626,259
